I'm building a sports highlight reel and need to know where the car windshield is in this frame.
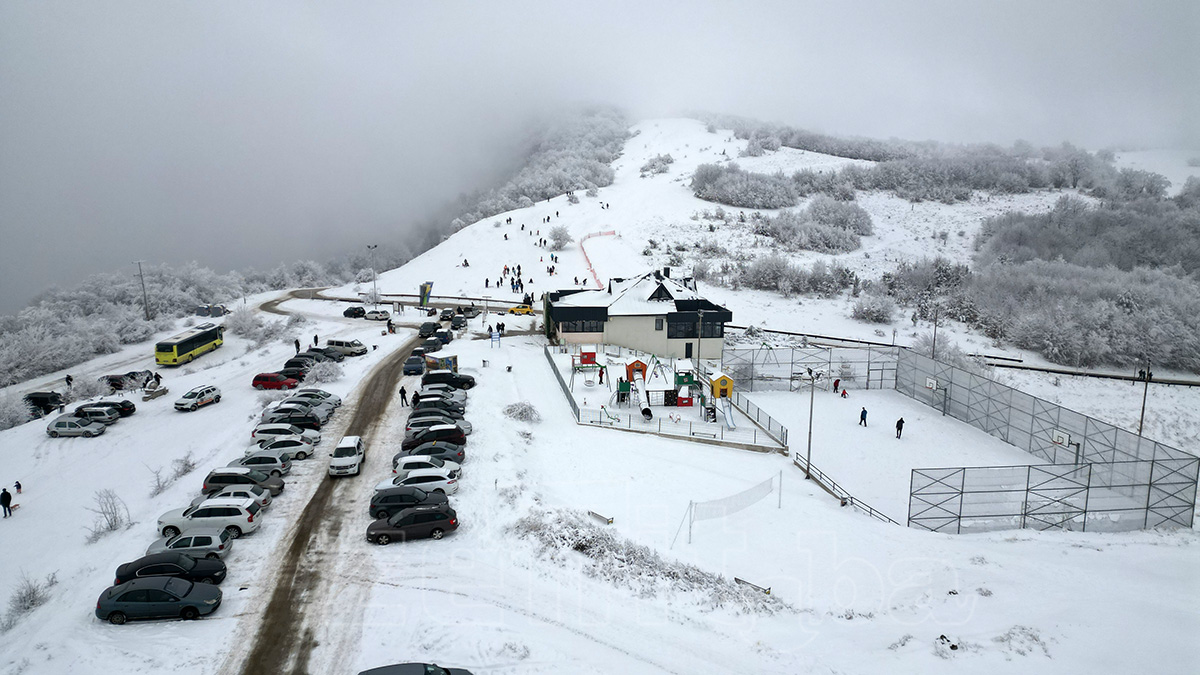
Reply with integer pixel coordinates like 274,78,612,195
248,502,261,516
181,505,199,517
246,470,270,482
406,357,421,364
333,446,358,458
176,555,197,571
183,391,198,399
427,457,445,468
164,577,193,597
411,488,427,499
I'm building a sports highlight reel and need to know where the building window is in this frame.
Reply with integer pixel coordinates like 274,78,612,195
559,320,604,333
667,322,696,339
701,322,724,338
655,318,664,331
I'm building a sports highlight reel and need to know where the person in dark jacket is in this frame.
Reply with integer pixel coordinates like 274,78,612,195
294,339,300,353
896,418,905,439
398,386,408,406
859,407,868,427
1,488,12,518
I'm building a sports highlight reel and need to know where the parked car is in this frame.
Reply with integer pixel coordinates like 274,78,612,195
175,385,221,412
228,450,292,477
145,527,235,559
400,425,466,451
343,306,366,318
410,347,426,359
365,309,391,321
422,370,476,390
99,370,154,391
415,388,467,405
157,496,262,538
507,304,534,315
420,338,442,353
81,399,136,417
277,367,308,382
282,358,315,372
405,415,472,436
259,409,321,430
326,338,367,356
45,414,106,438
418,322,440,338
292,388,342,407
189,484,272,510
114,552,227,586
412,398,465,417
392,455,461,478
257,436,315,460
434,329,453,344
366,504,458,544
402,356,425,375
252,373,300,390
395,442,466,464
420,383,468,400
357,664,473,675
251,422,320,446
280,394,338,416
95,577,222,625
202,467,284,497
72,406,121,426
23,391,64,417
328,436,365,477
298,350,329,363
369,486,448,520
461,306,480,318
439,308,455,321
373,467,458,495
450,315,467,329
315,347,346,362
262,401,331,424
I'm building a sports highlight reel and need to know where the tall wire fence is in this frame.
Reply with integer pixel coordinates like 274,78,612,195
721,344,899,392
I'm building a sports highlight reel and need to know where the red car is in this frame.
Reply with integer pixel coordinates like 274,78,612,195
252,373,299,390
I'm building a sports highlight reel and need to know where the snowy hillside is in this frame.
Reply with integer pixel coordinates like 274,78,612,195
2,118,1198,675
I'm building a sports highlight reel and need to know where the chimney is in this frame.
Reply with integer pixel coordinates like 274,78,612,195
662,266,670,278
654,270,662,280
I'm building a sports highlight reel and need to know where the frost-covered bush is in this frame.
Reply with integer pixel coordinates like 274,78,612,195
0,396,30,431
852,295,896,323
739,253,797,291
503,401,542,423
86,489,130,544
690,163,798,209
549,225,573,251
306,361,343,384
692,260,712,282
567,192,580,204
639,154,674,175
753,211,861,254
511,509,791,615
806,195,873,235
68,377,108,402
1,571,57,633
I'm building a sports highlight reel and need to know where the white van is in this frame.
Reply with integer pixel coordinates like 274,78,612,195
326,338,368,356
328,436,365,476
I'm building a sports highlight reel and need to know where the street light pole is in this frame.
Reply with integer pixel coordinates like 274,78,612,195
695,308,705,376
367,244,378,308
1138,360,1152,436
805,367,821,480
931,303,940,361
133,261,151,321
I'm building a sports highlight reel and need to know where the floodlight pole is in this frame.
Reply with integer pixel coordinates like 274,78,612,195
133,261,151,321
1138,360,1152,436
805,367,820,480
367,244,379,308
695,309,705,375
931,303,940,361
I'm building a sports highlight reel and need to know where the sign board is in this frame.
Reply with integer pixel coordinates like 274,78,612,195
424,354,458,373
419,282,434,307
925,377,939,390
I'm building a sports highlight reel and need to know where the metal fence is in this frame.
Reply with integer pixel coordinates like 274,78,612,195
575,405,782,450
898,350,1199,532
792,454,899,525
731,391,788,447
544,345,580,421
721,344,899,393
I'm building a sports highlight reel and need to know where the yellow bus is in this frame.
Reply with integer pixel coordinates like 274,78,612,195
156,322,225,366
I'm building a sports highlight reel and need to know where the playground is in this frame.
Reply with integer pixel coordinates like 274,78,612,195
545,344,784,452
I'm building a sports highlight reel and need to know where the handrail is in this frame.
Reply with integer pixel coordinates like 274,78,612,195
792,455,899,525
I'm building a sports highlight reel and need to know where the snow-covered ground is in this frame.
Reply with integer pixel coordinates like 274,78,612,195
3,118,1199,675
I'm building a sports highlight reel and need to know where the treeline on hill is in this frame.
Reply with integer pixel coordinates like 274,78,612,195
0,249,411,389
692,113,1165,206
449,106,629,230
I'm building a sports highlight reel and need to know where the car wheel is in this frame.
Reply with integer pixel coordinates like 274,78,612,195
199,577,217,584
48,431,59,438
271,470,281,477
255,384,265,390
206,553,220,559
372,510,388,519
108,611,127,625
431,528,444,540
225,526,242,539
376,534,390,545
163,526,180,538
433,489,445,494
181,606,199,620
295,450,308,461
214,395,221,403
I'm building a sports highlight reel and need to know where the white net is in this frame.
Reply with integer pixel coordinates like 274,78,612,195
692,476,775,521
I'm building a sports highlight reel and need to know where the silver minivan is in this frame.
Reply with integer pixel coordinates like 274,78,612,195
326,338,367,356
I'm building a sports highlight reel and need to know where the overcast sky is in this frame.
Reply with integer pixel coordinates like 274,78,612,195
2,1,1196,315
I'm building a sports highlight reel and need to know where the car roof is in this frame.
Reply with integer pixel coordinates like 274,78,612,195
295,388,331,395
393,503,453,517
197,496,256,508
401,467,451,478
128,552,187,566
169,527,227,536
51,414,94,423
424,424,460,433
336,435,362,446
110,577,183,591
209,466,253,476
244,450,286,459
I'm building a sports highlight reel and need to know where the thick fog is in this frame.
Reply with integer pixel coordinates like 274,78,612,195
2,0,1195,315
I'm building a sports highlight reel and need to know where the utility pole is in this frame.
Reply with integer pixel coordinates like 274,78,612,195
367,244,379,308
133,261,151,321
804,367,821,480
930,303,940,361
695,308,705,376
1138,360,1152,436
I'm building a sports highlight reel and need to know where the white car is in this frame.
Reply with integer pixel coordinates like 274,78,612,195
365,309,390,321
157,497,262,538
392,455,461,478
373,467,459,495
145,527,235,559
45,415,107,438
328,436,365,477
281,396,338,417
251,423,321,446
405,414,472,436
262,400,332,423
417,387,466,404
229,450,292,476
254,436,316,460
291,388,342,408
420,383,467,399
175,385,221,412
190,484,272,510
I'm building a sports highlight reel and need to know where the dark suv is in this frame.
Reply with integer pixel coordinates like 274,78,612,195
114,552,227,586
202,467,285,496
400,425,466,451
369,486,448,520
422,370,476,390
23,391,65,417
402,356,425,375
366,504,458,544
418,322,440,338
343,306,366,318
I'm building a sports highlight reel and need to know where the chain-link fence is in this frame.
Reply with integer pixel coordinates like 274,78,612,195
721,344,899,392
899,350,1198,533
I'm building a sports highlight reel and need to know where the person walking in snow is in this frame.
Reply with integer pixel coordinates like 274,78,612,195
313,334,319,347
1,488,12,518
859,407,868,427
411,391,421,407
398,386,408,406
65,374,73,389
14,481,21,494
895,418,905,439
153,372,162,386
833,378,840,394
294,339,301,353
